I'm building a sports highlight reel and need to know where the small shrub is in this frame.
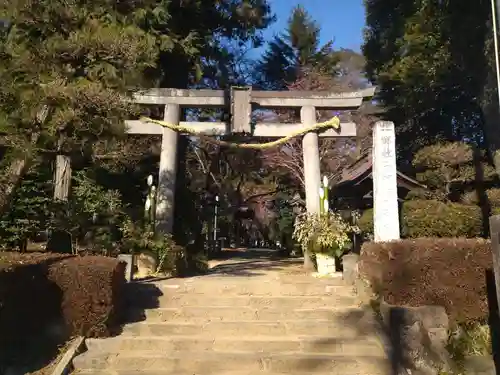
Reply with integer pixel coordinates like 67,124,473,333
412,142,497,201
119,219,187,276
402,200,484,238
48,256,126,337
359,200,494,238
447,323,491,362
360,238,491,324
0,161,54,250
176,249,209,276
358,208,373,236
293,211,358,257
462,188,500,208
51,170,126,256
406,188,435,201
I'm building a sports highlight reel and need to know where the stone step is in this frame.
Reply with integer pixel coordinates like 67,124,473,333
85,335,384,355
74,372,374,375
147,279,349,296
75,370,382,375
129,293,359,309
120,320,375,337
126,306,362,322
274,273,345,284
73,350,390,374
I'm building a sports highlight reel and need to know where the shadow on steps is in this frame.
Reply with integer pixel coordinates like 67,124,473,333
118,281,163,326
288,305,392,374
207,248,305,277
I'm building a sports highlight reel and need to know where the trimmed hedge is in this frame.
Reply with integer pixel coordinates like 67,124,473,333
360,238,491,324
357,208,374,236
0,253,72,346
48,256,126,337
0,252,125,359
402,200,486,238
358,200,498,238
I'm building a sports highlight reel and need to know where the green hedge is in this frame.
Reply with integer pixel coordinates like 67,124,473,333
403,200,486,238
358,200,496,238
358,208,374,236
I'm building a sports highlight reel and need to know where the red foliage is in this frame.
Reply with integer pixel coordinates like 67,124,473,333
360,238,492,324
0,252,125,358
48,255,126,337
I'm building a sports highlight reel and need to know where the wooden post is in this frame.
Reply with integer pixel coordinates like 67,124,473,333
54,154,71,201
48,150,73,253
489,215,500,312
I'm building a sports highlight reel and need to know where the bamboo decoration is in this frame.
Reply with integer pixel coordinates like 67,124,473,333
319,175,329,215
144,175,157,231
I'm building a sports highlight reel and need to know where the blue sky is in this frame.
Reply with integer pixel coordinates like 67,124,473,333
257,0,365,53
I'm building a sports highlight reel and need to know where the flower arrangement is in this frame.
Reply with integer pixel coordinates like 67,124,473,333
293,210,358,257
292,176,359,258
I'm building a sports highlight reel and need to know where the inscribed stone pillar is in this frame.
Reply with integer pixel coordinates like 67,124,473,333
372,121,400,242
156,104,180,234
301,106,321,215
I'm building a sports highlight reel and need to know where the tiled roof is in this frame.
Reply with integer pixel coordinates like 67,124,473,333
337,151,426,189
339,152,373,184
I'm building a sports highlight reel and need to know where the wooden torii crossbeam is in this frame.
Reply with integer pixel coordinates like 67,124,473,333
125,86,377,234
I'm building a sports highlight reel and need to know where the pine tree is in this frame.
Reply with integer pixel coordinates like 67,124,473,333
0,0,174,209
159,0,274,88
0,0,274,206
256,5,339,89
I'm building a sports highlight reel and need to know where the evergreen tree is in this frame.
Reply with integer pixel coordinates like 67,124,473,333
363,0,495,167
150,0,274,88
0,0,274,212
0,0,168,210
256,5,339,89
411,142,497,202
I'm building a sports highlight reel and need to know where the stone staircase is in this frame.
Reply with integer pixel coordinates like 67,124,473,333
72,251,391,375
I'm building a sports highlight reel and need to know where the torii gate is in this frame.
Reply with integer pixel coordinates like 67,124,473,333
125,86,399,243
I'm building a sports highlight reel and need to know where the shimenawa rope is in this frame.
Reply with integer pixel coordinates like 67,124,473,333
141,116,341,149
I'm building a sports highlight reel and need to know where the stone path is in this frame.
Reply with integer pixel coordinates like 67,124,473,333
72,249,391,374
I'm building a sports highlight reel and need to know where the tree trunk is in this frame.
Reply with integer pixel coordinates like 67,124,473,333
481,95,500,177
480,26,500,177
0,132,43,214
0,105,49,212
0,107,49,214
0,158,30,213
494,150,500,177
